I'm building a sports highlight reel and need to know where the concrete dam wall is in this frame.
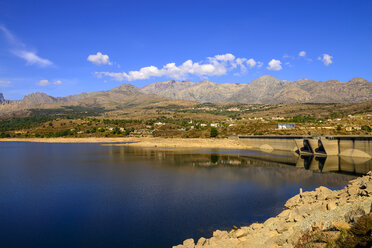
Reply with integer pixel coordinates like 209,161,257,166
238,135,372,159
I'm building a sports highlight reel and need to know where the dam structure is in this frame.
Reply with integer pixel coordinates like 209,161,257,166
238,135,372,159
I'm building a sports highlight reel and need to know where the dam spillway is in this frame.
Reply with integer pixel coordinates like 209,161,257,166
238,135,372,159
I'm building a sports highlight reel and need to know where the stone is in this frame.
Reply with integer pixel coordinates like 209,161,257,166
208,237,217,245
276,222,291,233
332,221,351,231
327,201,337,210
235,229,248,238
264,217,277,227
359,190,369,196
285,195,301,209
196,237,206,246
344,208,366,223
183,238,195,248
347,186,359,196
278,209,291,218
316,186,332,194
250,223,263,230
285,211,303,222
214,230,229,239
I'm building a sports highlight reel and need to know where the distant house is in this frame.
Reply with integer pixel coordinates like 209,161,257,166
272,116,285,120
227,107,240,111
277,123,296,129
345,126,353,131
210,123,218,127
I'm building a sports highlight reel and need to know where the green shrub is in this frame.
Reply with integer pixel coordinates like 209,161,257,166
210,127,218,137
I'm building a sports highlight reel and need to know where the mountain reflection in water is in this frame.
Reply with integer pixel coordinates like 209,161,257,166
106,146,371,176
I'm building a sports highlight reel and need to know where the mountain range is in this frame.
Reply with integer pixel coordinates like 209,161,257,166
0,76,371,117
141,76,372,104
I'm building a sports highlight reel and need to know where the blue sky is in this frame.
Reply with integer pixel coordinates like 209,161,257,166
0,0,371,100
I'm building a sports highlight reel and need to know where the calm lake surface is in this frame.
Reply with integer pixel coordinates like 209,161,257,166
0,142,365,248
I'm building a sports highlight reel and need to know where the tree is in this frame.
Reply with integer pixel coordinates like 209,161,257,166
210,127,218,138
336,125,342,131
362,125,372,132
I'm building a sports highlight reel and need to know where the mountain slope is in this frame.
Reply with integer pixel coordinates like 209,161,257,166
141,76,372,104
0,84,173,118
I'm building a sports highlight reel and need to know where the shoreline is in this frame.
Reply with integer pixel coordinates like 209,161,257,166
0,137,254,150
173,173,372,248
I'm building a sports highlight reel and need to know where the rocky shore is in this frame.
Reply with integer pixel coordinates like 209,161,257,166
173,172,372,248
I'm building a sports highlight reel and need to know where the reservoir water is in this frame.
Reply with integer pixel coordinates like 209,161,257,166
0,142,367,248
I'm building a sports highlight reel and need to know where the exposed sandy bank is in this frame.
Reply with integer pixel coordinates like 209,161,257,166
0,137,139,143
103,137,253,149
0,137,253,150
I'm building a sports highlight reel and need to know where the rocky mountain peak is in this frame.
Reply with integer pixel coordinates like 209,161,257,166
250,75,281,87
198,80,216,86
23,92,56,103
348,77,369,84
110,84,141,94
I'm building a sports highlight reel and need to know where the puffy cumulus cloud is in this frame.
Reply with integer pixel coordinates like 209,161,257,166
318,54,333,66
96,54,261,81
212,53,235,61
0,80,11,86
267,59,282,71
234,58,247,72
246,58,257,68
37,80,63,86
299,51,306,57
13,50,53,67
87,52,112,65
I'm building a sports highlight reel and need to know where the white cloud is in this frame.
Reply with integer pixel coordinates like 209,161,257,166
0,25,21,46
299,51,306,57
87,52,112,65
257,61,263,68
319,54,333,66
37,80,63,86
0,25,53,67
233,58,247,73
267,59,282,71
246,58,257,68
96,53,261,81
38,80,50,86
212,53,235,61
0,80,11,86
13,50,53,67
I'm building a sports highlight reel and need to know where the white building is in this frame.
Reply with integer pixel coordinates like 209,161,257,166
277,123,296,129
